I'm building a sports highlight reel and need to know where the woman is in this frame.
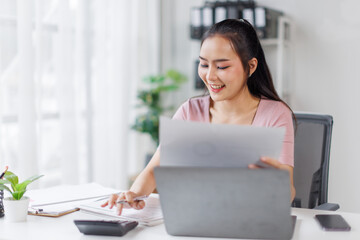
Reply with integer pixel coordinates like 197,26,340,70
102,19,295,215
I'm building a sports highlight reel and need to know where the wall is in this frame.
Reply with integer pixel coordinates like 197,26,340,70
166,0,360,213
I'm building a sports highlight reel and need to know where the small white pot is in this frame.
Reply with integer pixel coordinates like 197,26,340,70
3,196,30,222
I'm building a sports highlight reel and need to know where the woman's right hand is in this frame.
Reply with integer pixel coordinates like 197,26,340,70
101,191,146,215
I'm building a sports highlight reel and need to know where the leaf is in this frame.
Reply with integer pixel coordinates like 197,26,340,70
4,171,18,185
151,75,166,83
24,174,44,183
0,179,11,185
143,75,166,84
16,175,44,192
12,190,26,200
142,75,154,83
4,171,18,192
15,180,31,192
157,85,179,92
0,184,12,193
166,69,187,84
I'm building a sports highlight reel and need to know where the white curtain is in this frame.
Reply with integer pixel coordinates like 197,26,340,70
0,0,161,190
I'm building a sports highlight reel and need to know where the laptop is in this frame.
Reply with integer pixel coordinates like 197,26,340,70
154,167,296,240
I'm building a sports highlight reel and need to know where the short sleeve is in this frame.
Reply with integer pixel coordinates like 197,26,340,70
171,96,209,122
172,100,190,120
270,104,294,167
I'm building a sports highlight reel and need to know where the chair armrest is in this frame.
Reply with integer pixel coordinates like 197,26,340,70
313,203,340,211
291,198,301,208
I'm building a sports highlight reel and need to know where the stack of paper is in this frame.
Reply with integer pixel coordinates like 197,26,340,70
79,194,163,226
27,183,118,217
28,183,118,206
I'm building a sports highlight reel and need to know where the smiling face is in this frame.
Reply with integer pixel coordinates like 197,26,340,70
198,35,250,102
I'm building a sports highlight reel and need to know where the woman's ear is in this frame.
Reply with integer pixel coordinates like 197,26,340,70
248,58,258,77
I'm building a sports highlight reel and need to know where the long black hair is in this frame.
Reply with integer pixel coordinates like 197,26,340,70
201,19,293,115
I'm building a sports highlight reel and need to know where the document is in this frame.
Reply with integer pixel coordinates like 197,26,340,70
28,202,80,217
26,183,118,217
27,182,118,207
79,194,163,226
160,117,285,168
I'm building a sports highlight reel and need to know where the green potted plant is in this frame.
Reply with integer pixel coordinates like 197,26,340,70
0,171,43,222
131,69,187,164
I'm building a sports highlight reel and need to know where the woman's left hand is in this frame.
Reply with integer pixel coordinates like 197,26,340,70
249,156,290,171
248,157,296,202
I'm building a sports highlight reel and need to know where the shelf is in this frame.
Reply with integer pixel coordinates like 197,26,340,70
260,38,291,47
260,16,293,102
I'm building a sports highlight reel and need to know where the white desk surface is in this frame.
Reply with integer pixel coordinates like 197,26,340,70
1,207,360,240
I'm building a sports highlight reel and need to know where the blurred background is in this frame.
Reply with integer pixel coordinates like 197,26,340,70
0,0,359,213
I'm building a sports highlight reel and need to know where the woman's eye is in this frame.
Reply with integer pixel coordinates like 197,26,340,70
217,66,229,70
200,64,208,68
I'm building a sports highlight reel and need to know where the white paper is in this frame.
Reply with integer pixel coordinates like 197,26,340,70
27,183,118,207
160,117,285,168
79,194,163,226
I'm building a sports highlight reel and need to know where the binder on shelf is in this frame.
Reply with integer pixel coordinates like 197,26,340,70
255,7,266,38
202,6,213,34
190,7,202,40
255,7,283,39
242,7,255,26
214,5,227,23
227,4,240,19
190,1,285,40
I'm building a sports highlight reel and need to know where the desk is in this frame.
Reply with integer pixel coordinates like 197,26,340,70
1,208,360,240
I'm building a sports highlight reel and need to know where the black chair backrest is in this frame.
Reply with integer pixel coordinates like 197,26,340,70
293,113,333,208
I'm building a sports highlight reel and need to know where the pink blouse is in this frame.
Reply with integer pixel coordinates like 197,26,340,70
172,95,294,167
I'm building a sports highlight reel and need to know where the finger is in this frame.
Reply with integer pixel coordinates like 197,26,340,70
110,193,123,209
130,200,146,210
116,200,133,214
260,157,281,168
248,164,260,169
124,191,135,203
117,203,124,215
137,200,146,209
116,195,125,215
116,191,133,215
101,201,109,207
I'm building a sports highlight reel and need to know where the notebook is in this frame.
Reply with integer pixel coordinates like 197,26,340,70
154,167,296,240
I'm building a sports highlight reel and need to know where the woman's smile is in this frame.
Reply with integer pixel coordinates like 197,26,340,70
209,84,225,92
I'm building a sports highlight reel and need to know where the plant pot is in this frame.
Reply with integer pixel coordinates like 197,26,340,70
3,196,30,222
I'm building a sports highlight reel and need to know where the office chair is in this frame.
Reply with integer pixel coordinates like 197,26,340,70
292,112,339,211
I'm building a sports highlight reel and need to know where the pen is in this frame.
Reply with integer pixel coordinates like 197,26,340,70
116,195,148,204
0,166,8,179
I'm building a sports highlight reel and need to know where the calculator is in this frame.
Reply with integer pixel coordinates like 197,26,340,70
74,219,138,236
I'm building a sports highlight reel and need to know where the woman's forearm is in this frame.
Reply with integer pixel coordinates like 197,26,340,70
129,149,160,196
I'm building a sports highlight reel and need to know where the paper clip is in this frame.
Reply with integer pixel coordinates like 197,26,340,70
29,207,43,214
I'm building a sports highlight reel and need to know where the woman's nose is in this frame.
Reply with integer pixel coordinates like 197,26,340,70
206,66,217,81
